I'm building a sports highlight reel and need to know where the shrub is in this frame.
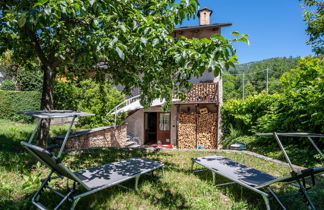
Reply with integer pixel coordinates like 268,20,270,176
0,90,41,122
222,57,323,166
76,80,126,128
18,70,43,91
54,80,126,128
0,80,15,90
222,93,280,136
53,81,79,111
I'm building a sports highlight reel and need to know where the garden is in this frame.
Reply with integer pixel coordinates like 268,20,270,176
0,119,323,209
0,0,323,209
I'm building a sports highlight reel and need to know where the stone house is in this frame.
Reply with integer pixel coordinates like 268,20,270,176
113,8,232,149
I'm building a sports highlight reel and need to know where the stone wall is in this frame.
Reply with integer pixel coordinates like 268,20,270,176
56,124,127,151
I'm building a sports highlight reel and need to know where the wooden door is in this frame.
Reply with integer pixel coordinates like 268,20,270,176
157,112,171,144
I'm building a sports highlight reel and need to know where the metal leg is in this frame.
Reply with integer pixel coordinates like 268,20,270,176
32,171,53,205
267,187,286,210
262,194,271,210
191,161,195,171
307,137,323,158
212,171,216,185
58,116,76,158
54,189,74,210
215,182,236,187
161,166,164,177
299,185,317,210
135,175,140,191
28,118,41,144
70,197,80,210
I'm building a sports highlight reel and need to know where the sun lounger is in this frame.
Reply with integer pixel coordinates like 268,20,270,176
21,141,164,210
192,132,324,210
18,110,163,209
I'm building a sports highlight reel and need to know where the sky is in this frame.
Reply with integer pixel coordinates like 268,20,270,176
179,0,313,64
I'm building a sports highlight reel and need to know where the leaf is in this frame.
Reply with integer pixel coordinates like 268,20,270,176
34,0,49,7
44,6,51,15
18,15,27,28
238,37,250,45
152,38,159,47
231,31,239,37
141,37,147,46
89,0,96,6
115,47,125,60
119,24,126,33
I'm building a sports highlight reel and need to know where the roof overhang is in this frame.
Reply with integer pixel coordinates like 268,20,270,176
112,98,181,114
174,23,232,32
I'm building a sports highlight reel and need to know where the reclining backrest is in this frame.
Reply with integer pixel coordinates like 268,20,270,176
21,141,81,183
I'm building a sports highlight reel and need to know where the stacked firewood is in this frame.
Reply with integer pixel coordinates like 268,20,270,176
197,113,217,149
178,111,217,149
186,83,218,103
178,113,196,149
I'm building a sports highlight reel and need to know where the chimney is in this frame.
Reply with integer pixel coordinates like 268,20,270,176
197,7,213,25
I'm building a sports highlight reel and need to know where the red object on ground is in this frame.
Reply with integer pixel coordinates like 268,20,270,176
151,144,173,149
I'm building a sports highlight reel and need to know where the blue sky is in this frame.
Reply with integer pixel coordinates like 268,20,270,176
179,0,313,64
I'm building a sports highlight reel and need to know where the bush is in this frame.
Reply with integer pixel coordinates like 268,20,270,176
222,93,280,136
54,80,126,128
222,57,323,167
0,90,41,122
53,81,79,111
0,80,15,90
18,70,43,91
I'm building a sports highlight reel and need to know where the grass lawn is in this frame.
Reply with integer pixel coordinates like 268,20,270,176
0,119,323,209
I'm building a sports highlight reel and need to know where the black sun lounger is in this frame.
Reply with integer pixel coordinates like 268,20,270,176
192,132,324,210
21,141,164,210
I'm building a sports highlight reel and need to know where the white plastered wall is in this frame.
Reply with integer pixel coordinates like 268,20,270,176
125,105,177,145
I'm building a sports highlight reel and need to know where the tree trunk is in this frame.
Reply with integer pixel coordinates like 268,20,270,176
38,65,56,148
13,76,20,91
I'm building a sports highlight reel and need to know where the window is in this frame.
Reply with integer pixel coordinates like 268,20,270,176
159,113,170,131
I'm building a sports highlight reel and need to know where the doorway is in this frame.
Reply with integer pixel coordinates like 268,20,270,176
144,112,157,144
144,112,171,144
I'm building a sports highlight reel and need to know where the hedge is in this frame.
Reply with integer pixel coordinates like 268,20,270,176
0,90,41,123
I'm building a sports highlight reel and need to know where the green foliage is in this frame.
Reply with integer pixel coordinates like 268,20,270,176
76,80,127,128
22,162,43,191
222,57,324,166
0,79,15,90
53,81,79,111
300,0,324,55
1,119,323,209
275,57,324,133
0,0,245,109
17,69,43,91
222,93,280,136
0,90,41,122
54,80,126,128
0,50,43,91
223,57,300,101
222,125,243,148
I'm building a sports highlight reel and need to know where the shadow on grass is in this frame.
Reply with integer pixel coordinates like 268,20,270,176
64,147,175,171
0,131,38,172
247,136,323,168
75,175,191,210
192,167,324,210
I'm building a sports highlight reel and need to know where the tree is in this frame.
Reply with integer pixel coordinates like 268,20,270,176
0,0,245,147
300,0,324,55
0,51,21,91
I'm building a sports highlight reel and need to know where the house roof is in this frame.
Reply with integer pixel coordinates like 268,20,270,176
173,23,232,32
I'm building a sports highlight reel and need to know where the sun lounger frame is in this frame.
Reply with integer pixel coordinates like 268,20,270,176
21,141,164,209
192,132,324,210
18,110,164,209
